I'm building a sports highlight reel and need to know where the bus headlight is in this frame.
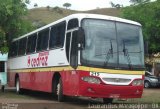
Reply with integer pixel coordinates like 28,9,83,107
82,76,101,84
132,79,143,86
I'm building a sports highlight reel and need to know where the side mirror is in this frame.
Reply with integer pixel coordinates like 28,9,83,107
77,27,85,49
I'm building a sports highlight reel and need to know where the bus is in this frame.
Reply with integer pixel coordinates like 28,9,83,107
0,53,8,92
8,14,145,103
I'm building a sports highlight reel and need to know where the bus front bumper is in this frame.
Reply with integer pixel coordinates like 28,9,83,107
78,83,143,99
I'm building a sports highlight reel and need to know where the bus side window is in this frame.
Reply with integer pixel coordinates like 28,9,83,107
9,41,19,57
49,21,66,48
70,31,78,69
18,38,27,56
37,28,49,52
67,19,79,30
65,32,71,62
26,34,37,54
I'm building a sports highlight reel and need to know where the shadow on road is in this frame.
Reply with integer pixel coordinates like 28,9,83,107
2,88,159,109
2,89,113,109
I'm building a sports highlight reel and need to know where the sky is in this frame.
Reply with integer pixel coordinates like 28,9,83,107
27,0,131,11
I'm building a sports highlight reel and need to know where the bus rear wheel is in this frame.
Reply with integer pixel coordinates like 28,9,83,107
56,77,64,102
103,98,113,104
16,78,22,94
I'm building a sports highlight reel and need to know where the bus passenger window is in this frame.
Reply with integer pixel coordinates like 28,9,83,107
65,33,71,62
49,21,66,48
37,28,49,52
26,34,37,54
67,19,79,30
70,31,78,68
9,41,19,57
18,38,27,56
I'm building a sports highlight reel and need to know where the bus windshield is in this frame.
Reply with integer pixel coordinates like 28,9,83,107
81,19,144,70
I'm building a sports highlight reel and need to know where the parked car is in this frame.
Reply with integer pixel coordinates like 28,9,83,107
144,71,160,88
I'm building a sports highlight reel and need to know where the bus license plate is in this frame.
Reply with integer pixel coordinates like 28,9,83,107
109,94,120,98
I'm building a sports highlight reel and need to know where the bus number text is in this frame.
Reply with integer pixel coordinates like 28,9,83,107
90,72,100,76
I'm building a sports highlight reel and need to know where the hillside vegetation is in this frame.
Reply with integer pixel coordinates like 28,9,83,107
26,7,121,26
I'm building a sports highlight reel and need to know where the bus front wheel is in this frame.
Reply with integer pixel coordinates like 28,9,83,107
56,77,64,102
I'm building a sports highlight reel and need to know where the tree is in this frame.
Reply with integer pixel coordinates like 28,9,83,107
115,4,121,9
0,0,33,53
34,3,38,8
110,1,122,9
46,5,50,11
121,0,160,53
129,0,150,5
63,3,71,9
110,1,116,7
52,6,63,14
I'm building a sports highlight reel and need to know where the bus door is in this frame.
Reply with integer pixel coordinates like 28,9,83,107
65,30,79,95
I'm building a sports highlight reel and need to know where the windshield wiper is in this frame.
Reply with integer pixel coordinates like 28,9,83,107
104,40,113,66
123,41,132,69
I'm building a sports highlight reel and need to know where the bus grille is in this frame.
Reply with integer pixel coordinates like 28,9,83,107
102,78,131,83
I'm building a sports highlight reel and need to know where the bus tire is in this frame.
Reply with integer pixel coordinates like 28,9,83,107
1,85,5,92
103,98,113,104
57,77,64,102
16,77,22,94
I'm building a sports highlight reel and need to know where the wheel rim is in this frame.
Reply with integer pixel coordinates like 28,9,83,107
144,82,149,88
16,80,20,92
56,83,60,95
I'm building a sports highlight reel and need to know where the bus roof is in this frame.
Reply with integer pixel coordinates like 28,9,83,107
13,13,141,41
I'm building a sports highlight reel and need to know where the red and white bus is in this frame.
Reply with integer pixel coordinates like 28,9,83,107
8,14,145,103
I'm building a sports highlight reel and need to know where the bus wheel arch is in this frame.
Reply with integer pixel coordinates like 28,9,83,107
15,73,19,87
52,72,61,94
15,73,22,94
52,72,64,102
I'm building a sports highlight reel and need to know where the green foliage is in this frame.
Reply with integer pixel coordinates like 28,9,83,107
34,3,38,8
110,2,123,9
129,0,150,5
52,6,63,14
0,0,33,53
121,0,160,53
63,3,71,9
46,6,50,11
